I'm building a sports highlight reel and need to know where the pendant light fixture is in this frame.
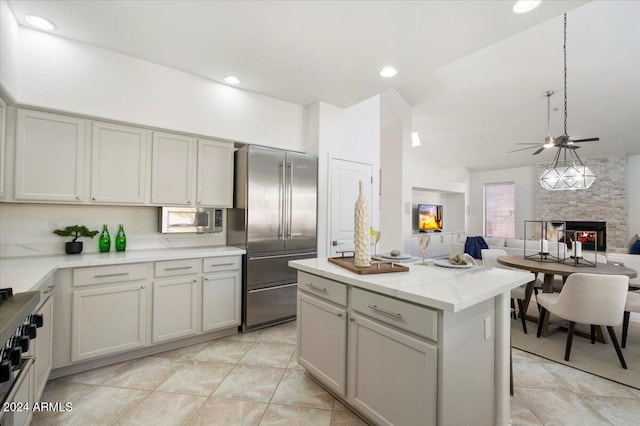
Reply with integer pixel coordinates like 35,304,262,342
539,13,598,191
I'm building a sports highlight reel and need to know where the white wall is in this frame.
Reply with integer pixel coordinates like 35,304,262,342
2,23,306,151
0,0,20,97
628,154,640,242
468,166,536,238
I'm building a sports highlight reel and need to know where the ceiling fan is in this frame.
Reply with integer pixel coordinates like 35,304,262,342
509,14,599,157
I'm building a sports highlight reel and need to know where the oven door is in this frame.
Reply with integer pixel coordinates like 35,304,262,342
0,357,34,426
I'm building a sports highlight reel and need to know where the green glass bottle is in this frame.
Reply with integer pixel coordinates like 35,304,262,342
99,224,111,252
115,224,127,252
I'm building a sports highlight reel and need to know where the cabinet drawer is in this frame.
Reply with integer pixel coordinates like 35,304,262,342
155,258,201,278
351,287,438,342
202,256,241,273
298,272,347,307
73,263,147,287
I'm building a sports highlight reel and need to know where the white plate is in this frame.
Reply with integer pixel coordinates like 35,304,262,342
433,259,474,269
378,253,413,260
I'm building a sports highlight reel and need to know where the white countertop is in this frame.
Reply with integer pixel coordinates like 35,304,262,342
1,246,246,294
290,258,533,312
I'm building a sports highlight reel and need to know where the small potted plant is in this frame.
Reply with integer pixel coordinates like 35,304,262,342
53,225,99,255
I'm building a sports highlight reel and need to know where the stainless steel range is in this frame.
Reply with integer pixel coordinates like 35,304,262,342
228,145,318,331
0,288,42,425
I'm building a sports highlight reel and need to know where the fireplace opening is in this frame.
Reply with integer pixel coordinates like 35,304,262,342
563,221,606,252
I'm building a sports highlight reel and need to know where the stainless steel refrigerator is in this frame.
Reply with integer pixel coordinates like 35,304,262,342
228,145,317,331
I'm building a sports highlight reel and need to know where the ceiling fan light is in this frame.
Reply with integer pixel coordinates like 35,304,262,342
543,141,554,148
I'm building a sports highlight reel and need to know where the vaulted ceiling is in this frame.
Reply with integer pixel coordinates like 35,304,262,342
6,1,640,171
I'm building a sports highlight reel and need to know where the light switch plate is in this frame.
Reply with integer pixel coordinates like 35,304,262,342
484,317,491,340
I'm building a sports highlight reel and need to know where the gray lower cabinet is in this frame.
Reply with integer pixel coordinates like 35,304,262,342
71,282,147,362
297,272,439,425
348,313,437,426
297,292,347,397
152,277,200,343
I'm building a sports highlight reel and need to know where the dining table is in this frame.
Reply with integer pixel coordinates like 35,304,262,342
497,255,637,341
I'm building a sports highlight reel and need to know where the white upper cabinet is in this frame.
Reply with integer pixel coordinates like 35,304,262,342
14,109,85,202
90,121,150,204
197,139,234,207
151,131,196,205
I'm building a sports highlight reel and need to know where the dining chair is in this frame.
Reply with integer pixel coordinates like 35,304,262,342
481,249,530,334
536,273,629,369
622,290,640,348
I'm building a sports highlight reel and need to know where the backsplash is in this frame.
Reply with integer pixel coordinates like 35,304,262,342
0,203,227,257
535,154,627,251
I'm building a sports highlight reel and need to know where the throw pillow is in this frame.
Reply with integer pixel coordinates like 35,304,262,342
629,233,640,253
630,240,640,255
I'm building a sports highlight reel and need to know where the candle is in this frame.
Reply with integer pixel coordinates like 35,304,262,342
575,241,582,258
540,239,549,253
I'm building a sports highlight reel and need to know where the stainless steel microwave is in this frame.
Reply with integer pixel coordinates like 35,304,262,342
158,207,223,234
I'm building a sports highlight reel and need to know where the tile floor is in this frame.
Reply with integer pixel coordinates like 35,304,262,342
32,320,639,425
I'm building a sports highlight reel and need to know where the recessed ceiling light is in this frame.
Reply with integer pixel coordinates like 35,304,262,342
224,76,240,85
25,15,55,31
379,67,397,78
513,1,541,14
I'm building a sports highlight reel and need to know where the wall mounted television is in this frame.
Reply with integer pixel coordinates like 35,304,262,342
417,204,443,232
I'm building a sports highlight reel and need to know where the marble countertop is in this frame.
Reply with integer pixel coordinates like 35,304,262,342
1,246,246,294
290,258,533,313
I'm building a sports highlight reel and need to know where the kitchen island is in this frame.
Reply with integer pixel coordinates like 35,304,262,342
290,258,533,426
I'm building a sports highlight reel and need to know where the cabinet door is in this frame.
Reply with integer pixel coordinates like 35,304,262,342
90,121,149,204
14,109,85,202
71,282,147,362
151,131,195,205
33,295,54,402
202,271,240,331
196,139,233,207
152,277,199,343
297,292,347,397
348,313,438,426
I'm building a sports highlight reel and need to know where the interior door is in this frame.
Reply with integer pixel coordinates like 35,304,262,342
329,158,373,257
285,151,318,252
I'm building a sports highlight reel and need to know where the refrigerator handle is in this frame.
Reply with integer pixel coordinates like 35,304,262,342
279,162,285,240
287,162,293,238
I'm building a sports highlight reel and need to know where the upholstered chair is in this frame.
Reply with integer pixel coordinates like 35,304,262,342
536,273,629,369
481,248,532,334
622,291,640,348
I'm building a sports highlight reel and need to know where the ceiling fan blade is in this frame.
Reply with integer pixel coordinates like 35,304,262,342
508,146,540,153
514,143,542,145
569,137,599,143
532,147,546,155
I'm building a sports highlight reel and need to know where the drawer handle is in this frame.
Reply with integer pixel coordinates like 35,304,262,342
337,313,344,318
164,266,193,271
305,283,328,293
94,272,130,278
368,304,403,319
210,263,235,267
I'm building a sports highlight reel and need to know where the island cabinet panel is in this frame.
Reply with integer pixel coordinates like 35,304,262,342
71,282,147,362
14,109,85,202
297,292,347,397
348,313,437,426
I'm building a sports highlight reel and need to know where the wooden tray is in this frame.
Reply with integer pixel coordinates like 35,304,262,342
328,256,409,274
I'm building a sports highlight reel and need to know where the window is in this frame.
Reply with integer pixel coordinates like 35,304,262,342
484,182,515,238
